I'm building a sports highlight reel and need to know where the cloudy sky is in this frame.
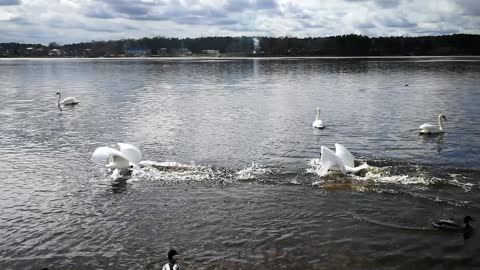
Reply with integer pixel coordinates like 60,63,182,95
0,0,479,44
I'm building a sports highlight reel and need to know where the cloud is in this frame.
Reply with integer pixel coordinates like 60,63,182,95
375,0,401,9
455,0,480,16
0,0,479,44
0,0,21,5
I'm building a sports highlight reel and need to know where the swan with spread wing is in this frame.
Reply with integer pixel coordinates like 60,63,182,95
91,143,142,170
316,143,369,177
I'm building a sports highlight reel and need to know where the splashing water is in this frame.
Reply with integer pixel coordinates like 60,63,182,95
236,162,272,180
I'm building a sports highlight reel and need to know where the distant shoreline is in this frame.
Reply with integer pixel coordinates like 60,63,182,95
1,55,480,60
2,34,479,58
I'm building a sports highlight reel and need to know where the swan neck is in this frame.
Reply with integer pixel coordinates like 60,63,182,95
316,110,320,120
56,94,62,111
438,116,444,131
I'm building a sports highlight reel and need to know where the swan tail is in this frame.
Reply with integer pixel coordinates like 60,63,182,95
345,163,369,174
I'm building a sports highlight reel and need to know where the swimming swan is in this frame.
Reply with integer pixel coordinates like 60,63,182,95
91,143,142,170
419,114,447,134
316,143,369,177
56,92,79,111
432,216,474,231
312,107,324,129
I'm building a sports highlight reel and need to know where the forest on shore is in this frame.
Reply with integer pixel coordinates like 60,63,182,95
1,34,479,57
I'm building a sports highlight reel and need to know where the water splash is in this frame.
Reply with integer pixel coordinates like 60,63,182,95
96,160,273,184
308,158,475,191
236,162,272,180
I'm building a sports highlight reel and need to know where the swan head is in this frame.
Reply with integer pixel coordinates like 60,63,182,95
168,249,178,263
316,107,320,111
56,92,60,95
438,114,447,121
465,216,475,224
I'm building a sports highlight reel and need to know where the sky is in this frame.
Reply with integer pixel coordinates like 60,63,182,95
0,0,479,44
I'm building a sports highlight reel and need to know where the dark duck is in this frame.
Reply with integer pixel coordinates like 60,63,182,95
432,216,475,231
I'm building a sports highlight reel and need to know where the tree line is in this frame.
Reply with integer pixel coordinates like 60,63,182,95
1,34,479,57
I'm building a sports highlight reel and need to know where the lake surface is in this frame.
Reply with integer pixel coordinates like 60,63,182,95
0,57,479,269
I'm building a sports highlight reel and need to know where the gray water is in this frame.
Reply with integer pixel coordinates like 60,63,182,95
0,57,479,269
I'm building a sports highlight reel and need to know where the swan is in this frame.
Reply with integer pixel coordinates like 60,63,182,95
91,143,142,170
312,107,324,129
419,114,447,134
432,216,474,231
56,92,79,111
316,143,369,177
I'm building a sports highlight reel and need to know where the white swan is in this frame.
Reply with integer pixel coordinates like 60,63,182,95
56,92,79,111
312,107,324,129
91,143,142,170
316,143,368,177
419,114,447,134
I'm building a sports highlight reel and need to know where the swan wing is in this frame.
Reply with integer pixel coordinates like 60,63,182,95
335,143,355,168
91,147,130,165
117,143,142,163
61,97,79,105
419,123,435,129
318,146,346,176
312,120,324,128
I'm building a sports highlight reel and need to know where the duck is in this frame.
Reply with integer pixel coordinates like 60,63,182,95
312,107,324,129
432,216,474,231
419,114,447,134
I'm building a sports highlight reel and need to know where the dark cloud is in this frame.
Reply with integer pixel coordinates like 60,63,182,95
344,0,401,8
378,15,417,28
358,22,376,29
86,0,164,19
225,0,278,12
456,0,480,16
0,0,21,5
225,0,250,12
86,8,115,19
85,0,265,27
254,0,278,9
374,0,401,8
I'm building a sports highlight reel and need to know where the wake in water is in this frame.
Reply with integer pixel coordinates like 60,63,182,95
99,160,273,184
307,157,476,191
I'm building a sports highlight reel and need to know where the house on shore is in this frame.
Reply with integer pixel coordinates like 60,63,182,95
125,48,150,57
176,48,192,56
201,49,220,55
48,49,63,56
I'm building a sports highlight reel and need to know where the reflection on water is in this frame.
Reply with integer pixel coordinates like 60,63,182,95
418,133,445,153
0,57,479,269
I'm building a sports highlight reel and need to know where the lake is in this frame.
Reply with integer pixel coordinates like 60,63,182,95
0,57,479,269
